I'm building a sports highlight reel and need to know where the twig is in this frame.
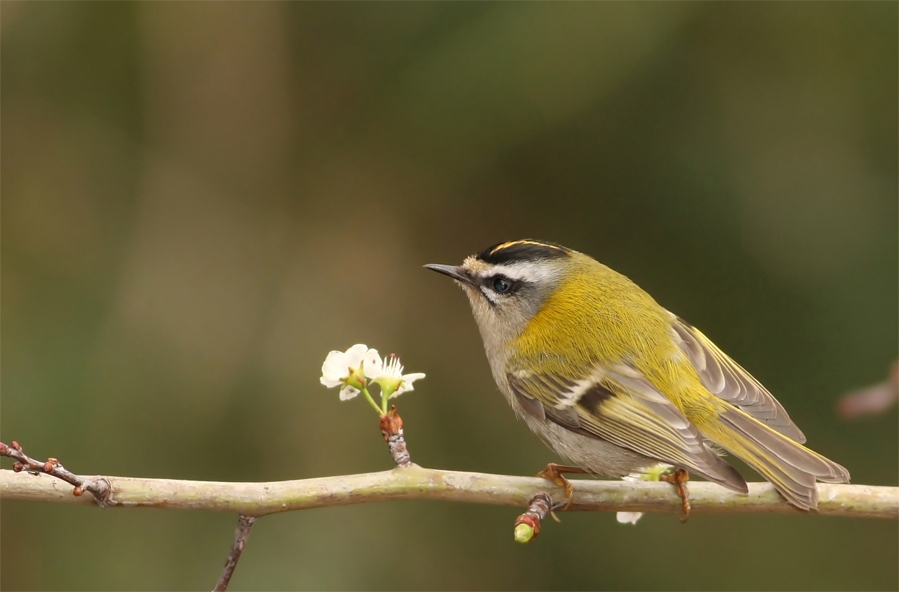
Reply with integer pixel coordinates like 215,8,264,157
513,492,554,543
214,515,258,592
2,465,896,518
838,360,899,419
379,406,411,466
0,441,111,507
201,407,407,590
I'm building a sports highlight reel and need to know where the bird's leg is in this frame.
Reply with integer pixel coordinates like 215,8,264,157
659,467,691,522
537,463,589,511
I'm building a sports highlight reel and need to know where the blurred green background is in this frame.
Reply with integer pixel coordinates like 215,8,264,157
2,2,896,590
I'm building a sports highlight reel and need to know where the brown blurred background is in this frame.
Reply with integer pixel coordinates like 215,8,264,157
2,2,896,590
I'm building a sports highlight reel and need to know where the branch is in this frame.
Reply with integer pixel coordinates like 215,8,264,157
0,441,111,506
2,466,896,519
214,515,257,592
6,388,892,592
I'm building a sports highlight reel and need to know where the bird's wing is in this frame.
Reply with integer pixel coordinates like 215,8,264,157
669,315,806,443
507,366,748,493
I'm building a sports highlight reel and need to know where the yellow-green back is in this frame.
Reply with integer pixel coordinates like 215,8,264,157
511,252,720,420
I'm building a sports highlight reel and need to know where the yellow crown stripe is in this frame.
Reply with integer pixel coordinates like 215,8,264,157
490,240,565,255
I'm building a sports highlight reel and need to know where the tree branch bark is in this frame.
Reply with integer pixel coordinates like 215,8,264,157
2,466,895,519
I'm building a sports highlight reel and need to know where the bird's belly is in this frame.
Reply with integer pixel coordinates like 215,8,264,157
496,361,656,477
520,412,654,478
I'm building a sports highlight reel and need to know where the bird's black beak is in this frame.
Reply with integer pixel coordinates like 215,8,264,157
424,263,475,286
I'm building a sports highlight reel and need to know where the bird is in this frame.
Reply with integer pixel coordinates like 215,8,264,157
425,239,850,516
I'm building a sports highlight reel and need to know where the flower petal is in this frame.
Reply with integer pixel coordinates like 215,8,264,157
405,372,426,384
343,344,370,368
339,385,360,401
361,349,383,379
616,512,643,525
389,372,426,398
320,375,344,388
321,350,349,383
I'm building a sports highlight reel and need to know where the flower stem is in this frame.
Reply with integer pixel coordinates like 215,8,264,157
360,387,382,415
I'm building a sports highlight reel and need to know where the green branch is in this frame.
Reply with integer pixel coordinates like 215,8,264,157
2,466,896,519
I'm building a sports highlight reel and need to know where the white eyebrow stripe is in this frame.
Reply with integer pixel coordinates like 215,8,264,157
470,261,563,284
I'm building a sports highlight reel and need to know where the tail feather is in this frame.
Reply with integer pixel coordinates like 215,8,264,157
700,408,850,510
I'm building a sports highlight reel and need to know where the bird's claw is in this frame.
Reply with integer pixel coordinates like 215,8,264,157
537,463,588,512
660,467,691,522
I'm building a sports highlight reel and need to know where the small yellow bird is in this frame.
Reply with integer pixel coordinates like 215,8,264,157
426,239,850,514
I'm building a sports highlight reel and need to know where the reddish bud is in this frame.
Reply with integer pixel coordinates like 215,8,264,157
378,406,405,440
379,416,399,439
11,441,21,451
13,462,24,472
73,486,84,496
0,442,8,455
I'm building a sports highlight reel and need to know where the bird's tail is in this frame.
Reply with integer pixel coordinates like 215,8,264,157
699,408,850,510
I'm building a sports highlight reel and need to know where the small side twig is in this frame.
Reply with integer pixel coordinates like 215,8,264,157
213,514,258,592
513,492,553,543
379,406,411,466
0,441,111,507
838,360,899,419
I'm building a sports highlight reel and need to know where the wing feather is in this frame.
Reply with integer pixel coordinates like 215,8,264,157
670,315,807,443
508,369,748,493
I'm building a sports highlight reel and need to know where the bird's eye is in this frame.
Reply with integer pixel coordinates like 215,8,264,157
491,276,513,294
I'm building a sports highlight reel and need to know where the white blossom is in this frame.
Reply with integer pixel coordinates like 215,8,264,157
616,473,646,524
616,512,643,525
320,344,382,400
370,354,426,399
614,465,673,525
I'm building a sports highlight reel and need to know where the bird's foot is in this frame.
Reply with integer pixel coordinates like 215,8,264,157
537,463,589,511
659,467,691,522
